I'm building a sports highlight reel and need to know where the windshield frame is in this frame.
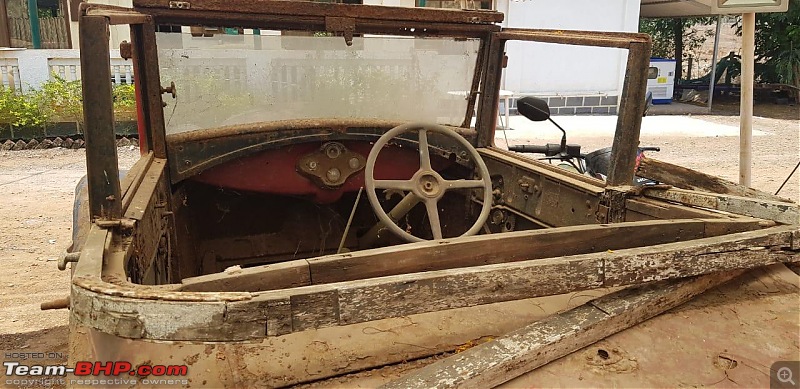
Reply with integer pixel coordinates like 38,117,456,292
82,1,502,162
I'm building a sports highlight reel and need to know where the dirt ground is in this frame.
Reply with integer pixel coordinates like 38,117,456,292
0,147,140,388
0,102,797,388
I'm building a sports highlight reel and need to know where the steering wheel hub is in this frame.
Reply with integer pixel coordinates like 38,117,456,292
416,171,443,198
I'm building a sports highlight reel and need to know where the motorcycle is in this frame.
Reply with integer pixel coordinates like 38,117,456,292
508,96,659,185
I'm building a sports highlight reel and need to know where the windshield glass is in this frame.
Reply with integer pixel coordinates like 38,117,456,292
156,31,481,134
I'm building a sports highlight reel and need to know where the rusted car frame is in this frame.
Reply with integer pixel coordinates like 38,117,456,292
59,1,800,387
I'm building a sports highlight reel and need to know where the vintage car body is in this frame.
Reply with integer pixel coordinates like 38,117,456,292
58,0,799,387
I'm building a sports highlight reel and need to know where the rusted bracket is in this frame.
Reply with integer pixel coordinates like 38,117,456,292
601,187,629,223
326,16,355,46
119,41,132,60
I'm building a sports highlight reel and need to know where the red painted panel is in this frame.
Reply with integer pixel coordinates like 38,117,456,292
191,141,450,204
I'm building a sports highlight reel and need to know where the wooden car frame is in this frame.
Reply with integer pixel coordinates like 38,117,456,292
60,1,799,387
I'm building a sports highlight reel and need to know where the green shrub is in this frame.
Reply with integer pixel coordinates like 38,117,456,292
0,77,139,129
113,83,137,110
0,87,46,128
37,75,84,124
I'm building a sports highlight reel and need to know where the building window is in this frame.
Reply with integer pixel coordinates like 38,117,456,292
156,25,182,33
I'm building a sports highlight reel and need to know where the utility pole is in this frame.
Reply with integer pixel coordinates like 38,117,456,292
739,12,755,187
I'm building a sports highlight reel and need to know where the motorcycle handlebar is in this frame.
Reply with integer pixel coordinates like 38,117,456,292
508,143,581,158
508,144,551,154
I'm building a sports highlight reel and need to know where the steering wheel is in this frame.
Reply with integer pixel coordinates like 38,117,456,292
364,123,493,242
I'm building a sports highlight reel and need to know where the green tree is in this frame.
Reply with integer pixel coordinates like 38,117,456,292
639,17,715,83
751,0,800,96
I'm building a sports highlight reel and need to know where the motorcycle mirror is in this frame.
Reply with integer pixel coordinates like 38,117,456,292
517,97,551,122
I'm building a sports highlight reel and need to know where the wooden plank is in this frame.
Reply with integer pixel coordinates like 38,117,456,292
637,156,793,203
335,254,603,325
310,219,709,284
607,40,650,186
290,290,340,331
497,28,651,49
130,19,167,158
380,270,744,389
603,231,793,286
84,3,150,25
249,225,796,334
132,0,504,24
179,219,768,293
79,16,121,220
179,260,311,292
642,187,800,225
626,197,733,220
184,219,723,292
0,0,10,47
120,151,154,212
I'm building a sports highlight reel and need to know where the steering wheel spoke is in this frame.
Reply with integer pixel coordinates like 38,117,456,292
374,179,416,191
444,179,485,190
418,129,432,171
423,199,443,240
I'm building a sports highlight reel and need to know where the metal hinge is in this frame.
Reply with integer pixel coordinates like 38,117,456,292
169,1,191,9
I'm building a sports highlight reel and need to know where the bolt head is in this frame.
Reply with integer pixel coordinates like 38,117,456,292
326,168,341,182
348,157,360,169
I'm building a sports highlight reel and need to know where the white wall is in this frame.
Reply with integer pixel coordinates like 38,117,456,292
0,48,124,91
498,0,641,96
69,0,133,49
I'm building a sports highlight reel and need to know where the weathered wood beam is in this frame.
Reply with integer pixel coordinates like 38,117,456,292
74,225,798,340
252,225,796,336
636,156,792,203
642,187,800,225
80,15,122,220
180,260,311,292
380,270,745,389
179,218,761,292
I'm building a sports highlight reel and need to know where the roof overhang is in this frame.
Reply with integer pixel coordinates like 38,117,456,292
641,0,789,17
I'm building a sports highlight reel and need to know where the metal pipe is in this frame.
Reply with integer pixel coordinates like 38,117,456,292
707,15,722,113
27,0,41,48
359,193,421,248
338,187,363,254
41,296,70,310
740,12,755,187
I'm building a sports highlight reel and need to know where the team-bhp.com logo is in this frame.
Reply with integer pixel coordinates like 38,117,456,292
4,361,189,386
